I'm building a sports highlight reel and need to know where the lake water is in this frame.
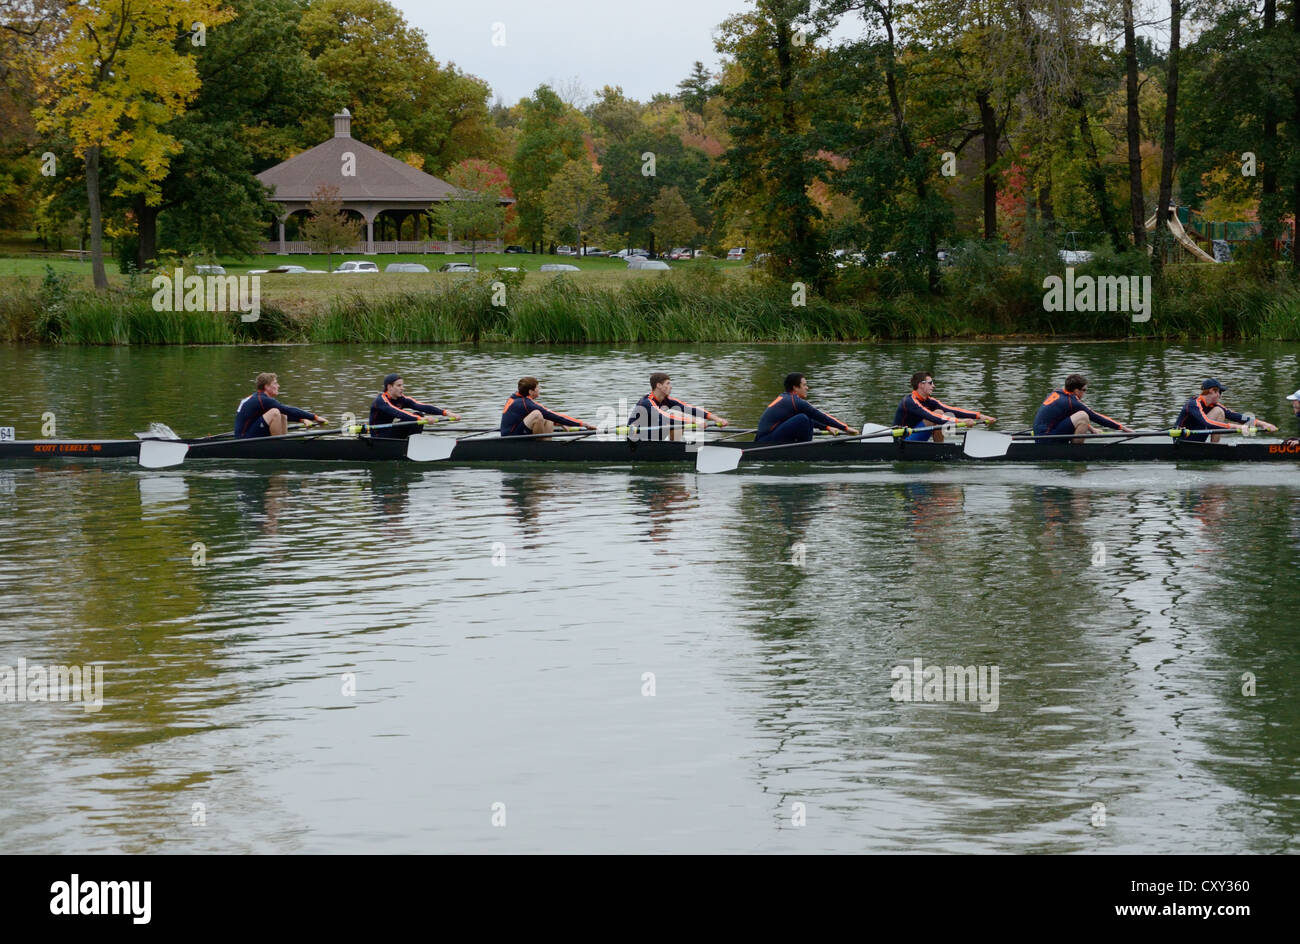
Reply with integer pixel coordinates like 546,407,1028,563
2,341,1299,852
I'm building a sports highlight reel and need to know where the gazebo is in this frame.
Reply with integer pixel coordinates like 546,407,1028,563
256,109,508,254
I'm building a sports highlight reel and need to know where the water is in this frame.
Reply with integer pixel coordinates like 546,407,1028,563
2,341,1299,852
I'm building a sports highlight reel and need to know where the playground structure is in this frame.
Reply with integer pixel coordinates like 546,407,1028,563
1145,206,1295,263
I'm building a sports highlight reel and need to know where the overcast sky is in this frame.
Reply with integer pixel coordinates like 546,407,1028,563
397,1,757,106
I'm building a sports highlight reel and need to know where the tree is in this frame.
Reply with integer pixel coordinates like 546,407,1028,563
650,186,701,249
509,86,586,248
299,0,498,171
301,184,361,272
1122,0,1147,249
429,160,507,266
677,61,718,116
1152,0,1181,276
542,160,611,252
32,0,233,287
716,0,829,284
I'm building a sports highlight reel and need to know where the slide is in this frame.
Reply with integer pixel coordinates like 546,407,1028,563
1144,206,1219,262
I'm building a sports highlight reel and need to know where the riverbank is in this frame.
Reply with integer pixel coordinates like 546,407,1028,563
3,255,1298,344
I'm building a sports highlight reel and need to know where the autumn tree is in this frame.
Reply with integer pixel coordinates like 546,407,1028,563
510,85,586,248
429,159,507,266
542,160,611,251
33,0,233,287
650,186,700,249
301,184,361,271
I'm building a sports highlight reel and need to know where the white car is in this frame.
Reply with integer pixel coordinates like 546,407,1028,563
726,247,747,261
579,247,607,256
385,263,429,273
438,263,478,273
539,263,580,272
248,264,325,275
555,246,577,256
194,264,226,275
612,248,648,259
668,248,693,260
627,257,669,270
332,261,379,273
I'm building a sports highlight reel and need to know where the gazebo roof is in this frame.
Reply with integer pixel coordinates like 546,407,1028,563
256,109,458,204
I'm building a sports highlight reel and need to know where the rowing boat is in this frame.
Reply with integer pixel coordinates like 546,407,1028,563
3,434,1300,464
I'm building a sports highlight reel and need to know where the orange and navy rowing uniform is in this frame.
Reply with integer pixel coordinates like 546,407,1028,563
234,391,317,439
757,393,850,443
500,393,583,436
368,392,447,438
1174,395,1247,442
626,392,716,439
893,392,980,441
1033,389,1124,437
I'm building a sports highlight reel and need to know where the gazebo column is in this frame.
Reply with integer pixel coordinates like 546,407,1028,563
277,217,287,254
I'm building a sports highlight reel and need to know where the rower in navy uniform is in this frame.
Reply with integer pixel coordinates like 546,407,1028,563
893,372,995,441
1033,373,1133,442
1286,386,1300,438
626,372,728,440
500,377,596,437
234,372,327,439
1174,378,1276,442
756,372,858,443
369,373,459,438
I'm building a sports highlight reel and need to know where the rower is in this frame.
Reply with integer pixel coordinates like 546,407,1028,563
626,372,728,440
1033,373,1133,442
234,372,326,439
893,372,995,442
1287,387,1300,436
369,373,460,438
756,373,859,443
1174,379,1277,443
501,377,596,437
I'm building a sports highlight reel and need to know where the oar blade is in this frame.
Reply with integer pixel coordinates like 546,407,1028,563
138,440,190,468
696,445,743,474
963,429,1014,458
406,434,457,462
859,422,892,437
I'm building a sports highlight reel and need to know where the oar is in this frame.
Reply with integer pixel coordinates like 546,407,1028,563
405,421,726,462
696,422,944,474
137,418,459,468
963,424,1265,458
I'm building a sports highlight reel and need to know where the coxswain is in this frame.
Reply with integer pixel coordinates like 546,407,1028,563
892,372,995,442
756,373,858,443
234,372,326,439
501,377,596,437
1033,373,1133,442
369,373,460,438
1174,379,1277,442
626,372,728,440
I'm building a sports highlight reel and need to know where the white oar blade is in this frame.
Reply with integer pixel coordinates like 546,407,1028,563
138,440,190,468
406,435,457,462
860,422,892,437
696,445,743,474
963,429,1014,458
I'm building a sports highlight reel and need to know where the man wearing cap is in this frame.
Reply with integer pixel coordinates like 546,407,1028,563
1174,379,1277,443
369,374,459,438
1287,387,1300,439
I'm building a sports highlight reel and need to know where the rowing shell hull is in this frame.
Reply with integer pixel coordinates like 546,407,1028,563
3,436,1300,464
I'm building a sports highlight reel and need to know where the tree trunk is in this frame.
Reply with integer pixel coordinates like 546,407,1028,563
135,195,158,271
1123,0,1146,249
977,90,998,240
85,146,108,290
1153,0,1181,277
1292,0,1299,272
1262,0,1279,268
1072,93,1125,251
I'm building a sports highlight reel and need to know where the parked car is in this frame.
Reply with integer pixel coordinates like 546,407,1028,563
668,248,694,260
385,263,430,273
611,248,648,259
194,264,226,275
495,266,525,273
555,246,577,256
693,250,712,259
539,263,580,272
1059,231,1094,265
332,261,379,273
627,256,670,270
504,246,531,254
726,247,747,261
579,247,607,256
438,263,478,273
249,264,326,275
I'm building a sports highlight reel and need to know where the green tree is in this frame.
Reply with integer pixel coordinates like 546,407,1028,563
650,186,701,249
301,184,361,272
677,61,718,116
542,160,611,252
509,85,586,248
429,160,506,267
